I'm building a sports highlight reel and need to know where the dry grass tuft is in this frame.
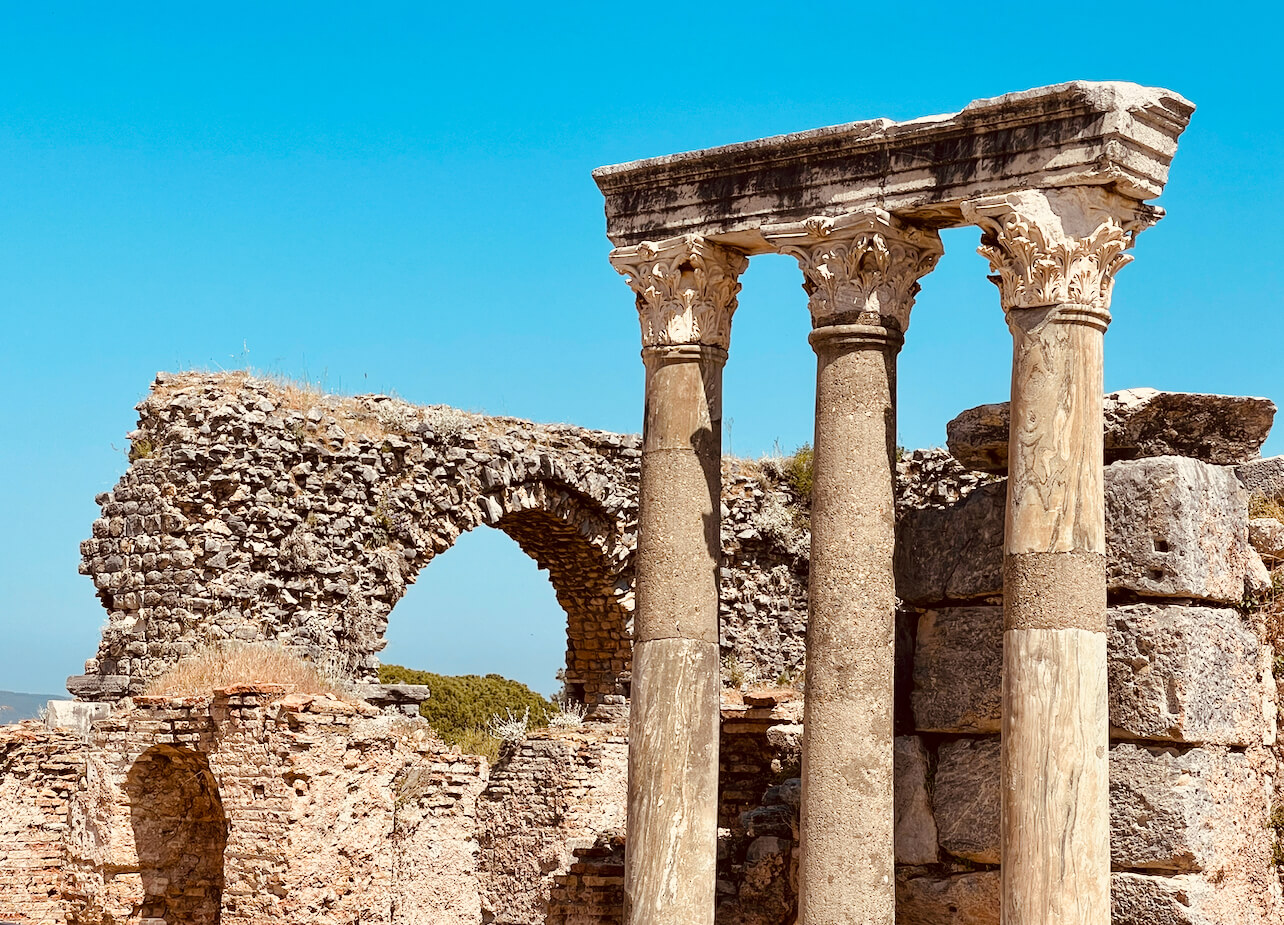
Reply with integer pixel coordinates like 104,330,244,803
1250,494,1284,522
144,643,351,699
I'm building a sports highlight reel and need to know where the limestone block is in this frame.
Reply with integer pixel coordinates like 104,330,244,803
895,483,1005,605
1109,743,1271,874
65,675,132,700
947,389,1276,473
910,607,1002,734
44,700,112,738
912,603,1268,744
1238,455,1284,501
1105,456,1253,603
893,736,937,865
898,871,1278,925
932,738,1000,864
1108,604,1267,746
895,871,999,925
901,458,1259,605
1111,871,1279,925
930,740,1272,874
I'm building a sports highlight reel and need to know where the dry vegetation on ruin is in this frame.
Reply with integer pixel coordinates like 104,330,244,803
142,643,352,699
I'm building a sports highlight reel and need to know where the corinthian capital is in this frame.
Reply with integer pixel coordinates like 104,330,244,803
609,235,749,351
961,187,1161,316
763,210,943,332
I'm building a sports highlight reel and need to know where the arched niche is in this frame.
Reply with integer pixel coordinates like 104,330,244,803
125,744,228,925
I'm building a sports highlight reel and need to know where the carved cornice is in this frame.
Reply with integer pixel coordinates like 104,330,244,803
609,235,749,350
961,187,1161,318
763,211,943,332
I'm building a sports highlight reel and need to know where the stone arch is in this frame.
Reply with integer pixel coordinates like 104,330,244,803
76,373,641,712
125,744,228,924
368,476,635,715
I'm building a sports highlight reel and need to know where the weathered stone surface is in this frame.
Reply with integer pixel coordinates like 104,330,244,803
1111,871,1279,925
596,81,1193,250
895,483,1005,604
925,739,1274,877
899,458,1258,605
896,870,999,925
1108,604,1268,746
79,372,818,705
1109,743,1272,874
903,456,1259,606
893,736,937,865
1105,456,1254,603
1249,517,1284,564
44,700,112,738
1237,455,1284,500
947,389,1276,473
933,737,1000,864
910,607,1002,734
913,603,1270,744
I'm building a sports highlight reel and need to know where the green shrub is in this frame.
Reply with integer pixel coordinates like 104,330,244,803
378,664,555,748
784,443,813,504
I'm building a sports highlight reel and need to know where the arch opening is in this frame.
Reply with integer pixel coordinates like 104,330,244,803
125,745,227,925
378,480,634,718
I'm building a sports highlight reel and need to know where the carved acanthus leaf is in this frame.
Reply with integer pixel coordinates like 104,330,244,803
609,235,749,350
765,211,943,331
962,188,1160,314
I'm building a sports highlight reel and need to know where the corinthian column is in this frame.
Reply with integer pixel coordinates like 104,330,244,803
766,211,942,925
961,188,1159,925
609,234,748,925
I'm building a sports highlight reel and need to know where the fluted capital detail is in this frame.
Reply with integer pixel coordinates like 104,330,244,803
763,210,943,332
961,187,1161,318
609,235,749,350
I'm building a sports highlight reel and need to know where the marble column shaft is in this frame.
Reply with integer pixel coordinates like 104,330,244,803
610,235,747,925
963,188,1159,925
769,212,941,925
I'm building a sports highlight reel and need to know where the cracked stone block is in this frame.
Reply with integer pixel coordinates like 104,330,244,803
1108,603,1270,747
894,736,937,865
1109,743,1271,875
1111,870,1281,925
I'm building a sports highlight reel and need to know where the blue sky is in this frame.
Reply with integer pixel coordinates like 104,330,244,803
2,3,1280,696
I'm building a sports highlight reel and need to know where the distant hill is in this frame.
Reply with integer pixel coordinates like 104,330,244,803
0,690,66,723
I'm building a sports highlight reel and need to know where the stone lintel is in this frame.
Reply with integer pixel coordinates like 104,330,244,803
594,81,1193,251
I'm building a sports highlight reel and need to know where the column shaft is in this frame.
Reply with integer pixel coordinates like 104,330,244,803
624,345,724,925
798,324,901,925
1001,305,1109,925
963,186,1156,925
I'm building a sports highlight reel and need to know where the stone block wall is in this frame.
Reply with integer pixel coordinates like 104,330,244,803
890,448,1283,924
477,727,628,924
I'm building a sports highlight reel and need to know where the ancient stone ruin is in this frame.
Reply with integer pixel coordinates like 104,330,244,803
3,80,1284,925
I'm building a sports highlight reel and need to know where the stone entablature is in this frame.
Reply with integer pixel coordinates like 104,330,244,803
595,82,1198,925
593,81,1193,251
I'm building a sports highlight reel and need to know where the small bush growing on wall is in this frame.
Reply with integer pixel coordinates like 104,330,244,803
784,443,813,503
378,664,555,746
